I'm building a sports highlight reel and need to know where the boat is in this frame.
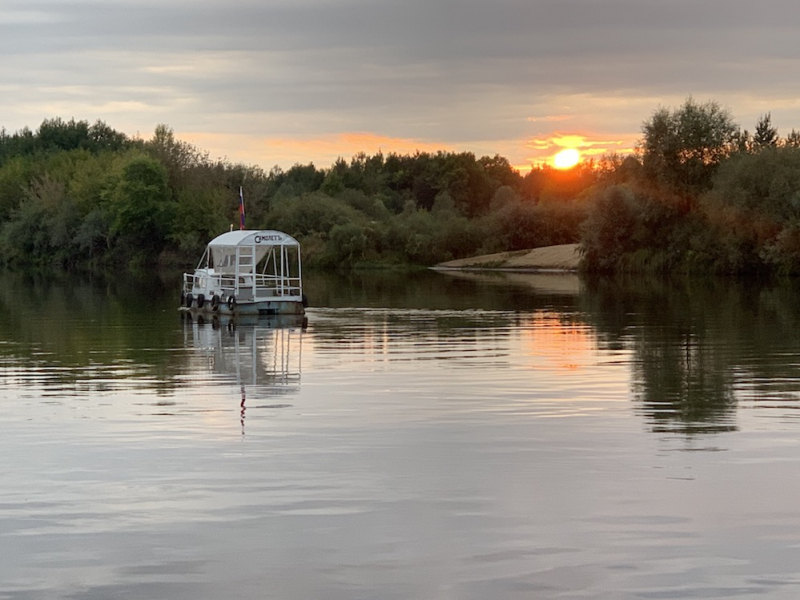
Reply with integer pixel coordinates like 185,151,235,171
180,230,306,316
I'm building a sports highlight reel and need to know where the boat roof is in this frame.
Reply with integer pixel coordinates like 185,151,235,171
208,230,299,248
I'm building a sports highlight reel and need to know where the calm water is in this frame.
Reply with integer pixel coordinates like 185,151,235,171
3,269,800,599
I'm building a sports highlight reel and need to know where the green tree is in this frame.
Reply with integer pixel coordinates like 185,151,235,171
489,185,519,211
87,120,129,152
0,174,81,267
785,129,800,148
710,146,800,219
146,124,208,196
107,154,175,261
271,163,324,198
753,113,779,150
580,186,642,271
640,98,739,193
37,118,90,152
327,222,369,266
265,192,357,238
478,154,522,188
0,156,36,219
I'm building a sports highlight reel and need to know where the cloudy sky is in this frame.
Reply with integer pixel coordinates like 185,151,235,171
3,0,800,172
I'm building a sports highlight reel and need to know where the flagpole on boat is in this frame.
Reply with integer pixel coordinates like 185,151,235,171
239,186,245,230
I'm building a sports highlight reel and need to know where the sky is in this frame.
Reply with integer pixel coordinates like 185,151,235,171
3,0,800,173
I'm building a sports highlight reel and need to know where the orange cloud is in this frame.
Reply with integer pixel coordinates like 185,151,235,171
526,115,573,123
524,132,636,168
178,129,637,175
180,131,453,170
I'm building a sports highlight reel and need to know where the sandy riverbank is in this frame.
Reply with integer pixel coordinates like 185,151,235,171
433,243,581,271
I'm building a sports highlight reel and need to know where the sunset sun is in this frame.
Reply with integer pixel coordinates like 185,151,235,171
553,148,580,169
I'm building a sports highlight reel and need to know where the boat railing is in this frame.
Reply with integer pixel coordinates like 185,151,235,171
184,271,302,298
252,273,303,297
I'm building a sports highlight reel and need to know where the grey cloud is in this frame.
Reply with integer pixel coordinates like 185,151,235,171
3,0,800,155
8,0,798,55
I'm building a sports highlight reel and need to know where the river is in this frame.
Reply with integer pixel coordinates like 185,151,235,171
2,269,800,599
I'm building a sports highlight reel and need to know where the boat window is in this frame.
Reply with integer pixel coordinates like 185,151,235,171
222,255,234,267
195,248,210,270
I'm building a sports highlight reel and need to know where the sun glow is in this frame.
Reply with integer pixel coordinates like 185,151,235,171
553,148,580,169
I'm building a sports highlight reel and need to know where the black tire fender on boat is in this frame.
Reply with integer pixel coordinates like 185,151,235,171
227,295,236,311
196,293,205,309
184,293,194,308
301,293,308,308
211,294,220,311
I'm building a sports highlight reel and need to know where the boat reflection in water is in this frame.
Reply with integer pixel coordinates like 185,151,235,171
181,312,307,433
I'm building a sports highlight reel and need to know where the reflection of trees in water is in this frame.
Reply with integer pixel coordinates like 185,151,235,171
582,274,800,434
0,270,187,394
306,270,587,363
0,270,307,399
307,307,520,365
305,269,582,313
7,266,800,437
633,336,736,434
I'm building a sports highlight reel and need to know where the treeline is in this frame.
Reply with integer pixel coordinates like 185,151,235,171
5,102,800,274
581,99,800,274
0,118,592,271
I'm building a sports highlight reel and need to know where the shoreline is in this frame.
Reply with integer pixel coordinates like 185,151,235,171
433,243,581,272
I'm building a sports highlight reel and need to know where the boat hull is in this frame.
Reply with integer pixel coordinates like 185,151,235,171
179,298,305,316
180,310,307,331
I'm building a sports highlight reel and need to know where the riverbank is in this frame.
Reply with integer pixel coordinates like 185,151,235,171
433,244,581,271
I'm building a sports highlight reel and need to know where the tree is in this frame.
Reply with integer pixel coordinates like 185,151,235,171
753,113,779,150
478,154,522,189
640,98,740,193
108,154,174,259
272,163,325,198
87,120,129,152
709,146,800,219
147,124,208,195
579,186,638,271
784,129,800,149
0,174,80,267
37,118,90,152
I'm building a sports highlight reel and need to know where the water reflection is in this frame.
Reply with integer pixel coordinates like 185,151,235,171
6,270,800,597
0,270,187,395
433,269,800,435
580,273,800,434
305,268,584,312
1,267,800,437
433,268,583,296
180,313,306,434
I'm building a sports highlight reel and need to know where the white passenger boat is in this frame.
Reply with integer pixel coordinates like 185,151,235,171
180,230,306,316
